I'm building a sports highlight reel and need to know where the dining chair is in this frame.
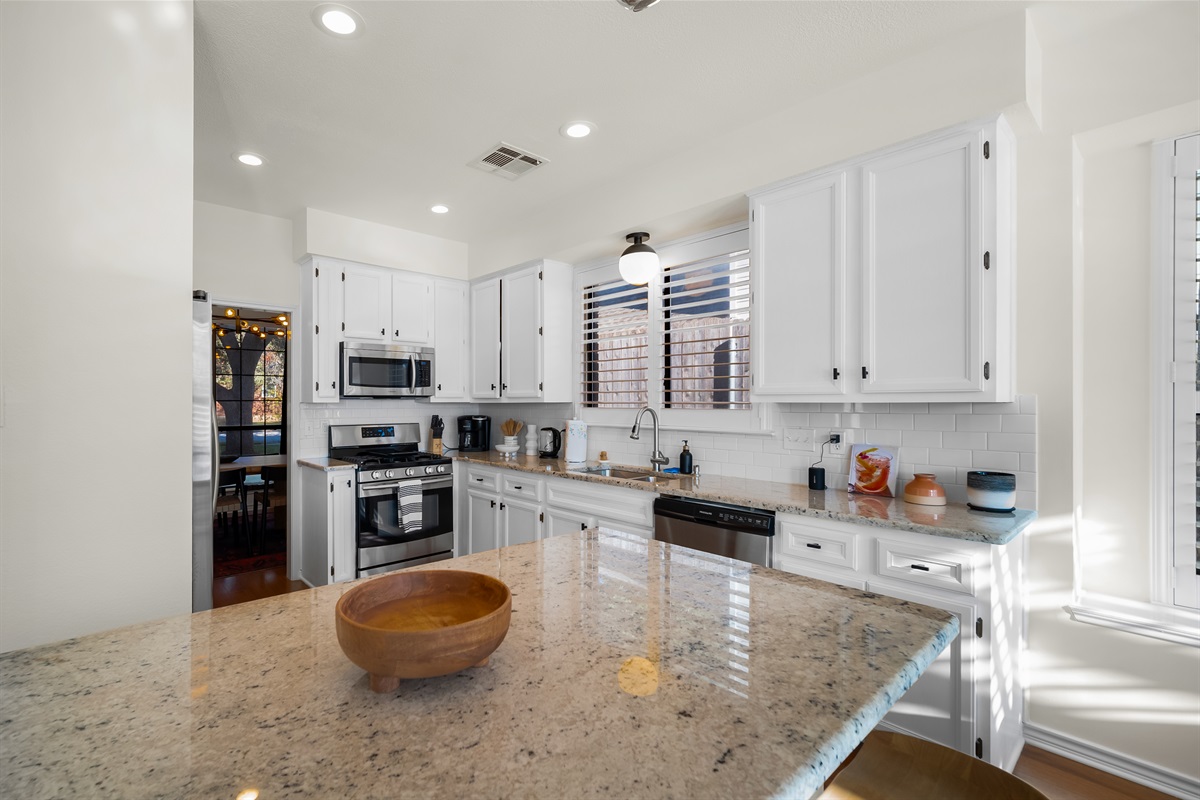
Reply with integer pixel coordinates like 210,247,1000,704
254,465,288,552
214,467,249,552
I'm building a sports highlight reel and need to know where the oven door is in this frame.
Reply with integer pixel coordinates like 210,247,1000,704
356,475,454,574
341,343,416,397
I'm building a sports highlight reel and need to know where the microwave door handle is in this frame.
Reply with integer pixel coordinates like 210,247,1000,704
409,356,417,390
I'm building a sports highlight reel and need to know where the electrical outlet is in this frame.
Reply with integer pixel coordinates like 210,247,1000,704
827,430,849,455
783,427,815,452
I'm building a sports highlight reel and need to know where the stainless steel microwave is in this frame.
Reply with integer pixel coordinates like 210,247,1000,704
340,342,434,398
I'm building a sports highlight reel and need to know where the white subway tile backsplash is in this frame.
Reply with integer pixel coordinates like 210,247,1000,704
915,414,956,431
1016,490,1036,509
972,450,1020,471
745,465,774,482
876,413,915,430
864,429,904,447
956,414,1002,432
738,437,764,452
972,401,1021,414
988,432,1036,452
927,448,972,468
938,403,974,414
723,463,747,478
1002,414,1037,433
1020,452,1037,472
1019,395,1038,414
1015,471,1036,491
943,431,988,450
901,430,943,448
808,412,841,427
889,403,930,414
856,403,892,413
898,446,929,465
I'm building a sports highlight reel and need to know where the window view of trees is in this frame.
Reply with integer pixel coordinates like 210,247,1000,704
213,313,288,457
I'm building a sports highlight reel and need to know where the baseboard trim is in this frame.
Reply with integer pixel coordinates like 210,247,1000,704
1023,722,1200,799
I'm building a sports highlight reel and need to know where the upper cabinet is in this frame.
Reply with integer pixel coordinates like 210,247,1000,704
469,259,573,403
749,115,1014,403
300,256,344,403
432,279,468,401
300,255,466,403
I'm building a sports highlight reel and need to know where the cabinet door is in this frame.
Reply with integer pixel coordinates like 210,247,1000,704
343,265,390,341
309,260,343,402
867,578,976,756
502,497,543,546
750,172,846,396
467,490,500,554
544,506,593,537
391,272,432,344
861,130,984,394
470,278,501,399
500,265,543,398
331,473,356,583
432,279,468,400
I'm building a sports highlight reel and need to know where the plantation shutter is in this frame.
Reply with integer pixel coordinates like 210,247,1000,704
581,278,649,408
661,250,751,409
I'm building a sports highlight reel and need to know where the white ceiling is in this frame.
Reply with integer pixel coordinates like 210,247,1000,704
195,0,1032,265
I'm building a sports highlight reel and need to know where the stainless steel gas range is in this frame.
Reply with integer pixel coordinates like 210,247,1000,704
329,422,454,577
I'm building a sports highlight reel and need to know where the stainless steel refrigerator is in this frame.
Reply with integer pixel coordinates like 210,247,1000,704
192,290,216,611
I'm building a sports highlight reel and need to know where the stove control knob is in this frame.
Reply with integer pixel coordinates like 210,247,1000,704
424,466,435,475
405,468,416,478
385,470,395,479
371,471,381,480
436,465,447,474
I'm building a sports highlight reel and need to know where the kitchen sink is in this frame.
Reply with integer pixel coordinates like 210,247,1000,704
571,465,679,484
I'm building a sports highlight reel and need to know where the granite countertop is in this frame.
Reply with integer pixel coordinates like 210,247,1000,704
458,452,1035,545
0,531,957,800
296,456,356,471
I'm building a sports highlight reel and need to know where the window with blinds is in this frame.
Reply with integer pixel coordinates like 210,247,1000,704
661,251,751,409
581,278,649,408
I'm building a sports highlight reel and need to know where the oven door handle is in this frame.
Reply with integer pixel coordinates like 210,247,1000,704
358,476,453,498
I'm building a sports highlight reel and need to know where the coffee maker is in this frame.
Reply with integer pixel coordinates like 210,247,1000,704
458,415,491,452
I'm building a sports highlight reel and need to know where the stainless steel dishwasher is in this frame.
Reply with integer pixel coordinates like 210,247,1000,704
652,496,775,567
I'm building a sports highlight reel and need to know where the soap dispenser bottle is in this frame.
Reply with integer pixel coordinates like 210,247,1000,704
679,440,693,475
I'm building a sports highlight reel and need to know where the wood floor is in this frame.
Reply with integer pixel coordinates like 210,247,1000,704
1014,745,1177,800
212,565,308,608
210,571,1176,800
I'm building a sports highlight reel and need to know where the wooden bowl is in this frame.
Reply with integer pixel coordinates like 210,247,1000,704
335,570,512,693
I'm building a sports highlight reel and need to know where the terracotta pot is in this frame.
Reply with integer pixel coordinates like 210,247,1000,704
903,473,947,506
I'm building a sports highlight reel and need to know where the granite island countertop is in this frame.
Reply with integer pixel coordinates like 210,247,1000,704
0,531,957,800
458,451,1035,545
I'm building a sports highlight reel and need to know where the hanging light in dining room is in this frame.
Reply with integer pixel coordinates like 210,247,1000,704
618,232,659,286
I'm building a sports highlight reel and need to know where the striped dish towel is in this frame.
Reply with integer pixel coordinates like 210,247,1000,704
396,480,424,534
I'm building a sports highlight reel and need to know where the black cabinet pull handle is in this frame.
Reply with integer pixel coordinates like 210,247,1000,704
381,328,386,336
806,542,821,549
580,522,587,531
502,383,507,391
394,329,399,337
500,503,506,511
491,383,496,391
514,485,522,490
911,563,930,572
437,383,441,391
475,477,483,482
861,366,868,379
490,499,495,508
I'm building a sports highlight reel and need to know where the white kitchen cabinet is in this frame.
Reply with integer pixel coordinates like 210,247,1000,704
299,464,356,586
771,512,1024,771
544,506,592,537
502,496,543,546
391,272,432,344
469,259,573,402
300,256,344,403
432,279,468,400
748,115,1014,403
750,170,847,397
343,264,390,341
470,278,501,399
467,488,500,554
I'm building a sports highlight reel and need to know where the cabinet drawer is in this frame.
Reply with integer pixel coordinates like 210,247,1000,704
874,538,974,596
545,477,653,528
777,520,859,571
502,473,543,501
775,555,868,591
464,467,500,493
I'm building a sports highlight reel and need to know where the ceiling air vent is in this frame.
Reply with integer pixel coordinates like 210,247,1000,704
470,142,548,180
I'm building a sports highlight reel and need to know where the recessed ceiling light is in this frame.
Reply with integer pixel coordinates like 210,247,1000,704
431,205,449,214
235,153,264,167
312,4,364,37
560,121,595,139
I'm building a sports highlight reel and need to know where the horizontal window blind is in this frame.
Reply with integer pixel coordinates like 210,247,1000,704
581,278,649,408
662,250,751,409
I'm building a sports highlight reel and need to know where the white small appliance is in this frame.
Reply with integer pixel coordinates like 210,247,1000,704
564,419,588,464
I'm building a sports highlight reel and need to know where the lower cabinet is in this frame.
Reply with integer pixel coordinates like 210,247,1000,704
299,464,356,586
773,512,1024,771
459,464,655,554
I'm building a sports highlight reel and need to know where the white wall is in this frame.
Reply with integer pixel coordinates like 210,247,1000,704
194,201,298,310
295,207,468,279
0,0,194,651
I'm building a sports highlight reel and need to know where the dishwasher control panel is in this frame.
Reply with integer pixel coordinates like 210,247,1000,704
697,508,773,531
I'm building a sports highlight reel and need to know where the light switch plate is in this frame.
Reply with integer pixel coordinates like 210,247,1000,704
783,427,815,452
